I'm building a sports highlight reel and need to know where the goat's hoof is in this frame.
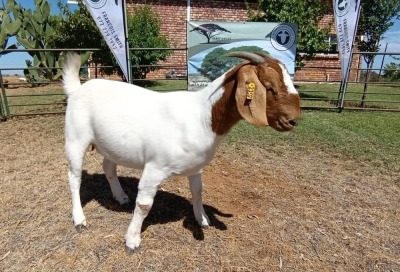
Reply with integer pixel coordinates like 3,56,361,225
114,195,130,206
125,245,139,255
75,224,87,233
201,225,210,229
121,202,132,209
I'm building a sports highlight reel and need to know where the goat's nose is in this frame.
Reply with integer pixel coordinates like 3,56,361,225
288,120,297,127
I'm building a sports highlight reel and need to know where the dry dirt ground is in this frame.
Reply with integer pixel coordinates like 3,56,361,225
1,115,400,271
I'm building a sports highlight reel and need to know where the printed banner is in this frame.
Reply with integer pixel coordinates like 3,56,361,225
333,0,361,81
84,0,129,81
187,21,297,91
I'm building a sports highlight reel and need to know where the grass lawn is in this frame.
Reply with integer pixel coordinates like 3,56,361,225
298,82,400,109
2,80,400,171
227,110,400,171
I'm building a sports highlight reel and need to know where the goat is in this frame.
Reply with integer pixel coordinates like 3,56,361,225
63,51,301,253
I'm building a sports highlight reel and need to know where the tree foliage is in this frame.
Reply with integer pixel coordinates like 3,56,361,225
247,0,331,53
357,0,400,64
49,1,115,76
199,46,266,80
382,62,400,81
8,0,171,79
356,0,400,106
127,5,171,79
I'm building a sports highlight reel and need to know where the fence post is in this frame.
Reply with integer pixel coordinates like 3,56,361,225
0,91,4,120
0,70,10,119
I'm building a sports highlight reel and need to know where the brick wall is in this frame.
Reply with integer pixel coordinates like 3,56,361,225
295,53,360,82
126,0,258,79
123,0,358,82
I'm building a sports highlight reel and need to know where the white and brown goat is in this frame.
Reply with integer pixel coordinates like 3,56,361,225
63,51,301,252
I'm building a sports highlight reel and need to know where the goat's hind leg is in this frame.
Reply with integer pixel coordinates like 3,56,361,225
66,141,88,232
103,158,130,205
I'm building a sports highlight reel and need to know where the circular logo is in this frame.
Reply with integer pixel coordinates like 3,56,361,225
335,0,350,17
86,0,107,9
271,24,296,51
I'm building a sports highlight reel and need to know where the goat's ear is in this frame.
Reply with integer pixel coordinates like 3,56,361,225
235,66,268,127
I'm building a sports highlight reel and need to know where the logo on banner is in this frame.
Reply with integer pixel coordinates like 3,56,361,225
271,24,296,51
86,0,107,9
335,0,350,17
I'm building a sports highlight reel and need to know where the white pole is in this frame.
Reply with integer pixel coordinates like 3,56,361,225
187,0,191,21
122,0,132,83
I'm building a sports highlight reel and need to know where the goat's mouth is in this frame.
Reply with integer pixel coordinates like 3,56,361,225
275,117,296,132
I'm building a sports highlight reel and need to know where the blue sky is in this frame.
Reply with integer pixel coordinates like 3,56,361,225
371,20,400,70
1,1,400,75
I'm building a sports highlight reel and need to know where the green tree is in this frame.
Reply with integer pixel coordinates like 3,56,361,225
247,0,331,54
199,46,265,80
382,62,400,81
357,0,400,106
49,1,114,76
127,5,171,79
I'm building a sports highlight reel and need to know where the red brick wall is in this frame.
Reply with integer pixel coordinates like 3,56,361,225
295,53,361,82
126,0,258,79
123,0,358,82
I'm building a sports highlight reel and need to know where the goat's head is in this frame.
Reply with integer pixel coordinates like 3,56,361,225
226,51,301,132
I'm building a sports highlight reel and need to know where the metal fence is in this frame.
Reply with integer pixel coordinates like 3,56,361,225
1,49,400,120
298,51,400,112
0,48,187,119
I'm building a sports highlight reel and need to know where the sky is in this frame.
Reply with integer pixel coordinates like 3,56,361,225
370,20,400,70
1,1,400,75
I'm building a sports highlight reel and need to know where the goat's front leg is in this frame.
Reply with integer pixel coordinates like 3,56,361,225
125,168,166,253
103,158,130,205
189,174,210,227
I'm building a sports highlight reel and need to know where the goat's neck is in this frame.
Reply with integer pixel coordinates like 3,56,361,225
203,70,242,136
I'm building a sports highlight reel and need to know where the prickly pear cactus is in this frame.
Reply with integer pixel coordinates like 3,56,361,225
16,0,63,82
2,0,92,83
0,0,22,55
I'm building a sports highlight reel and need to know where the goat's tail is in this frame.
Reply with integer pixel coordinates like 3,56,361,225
63,52,82,97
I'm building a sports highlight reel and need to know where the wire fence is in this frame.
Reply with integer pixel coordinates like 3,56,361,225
297,51,400,112
1,49,400,120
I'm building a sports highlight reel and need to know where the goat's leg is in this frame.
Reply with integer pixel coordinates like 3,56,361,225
66,142,87,231
125,168,166,253
103,158,130,205
189,174,210,227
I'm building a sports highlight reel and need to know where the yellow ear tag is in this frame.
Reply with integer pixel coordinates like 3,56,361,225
246,82,256,100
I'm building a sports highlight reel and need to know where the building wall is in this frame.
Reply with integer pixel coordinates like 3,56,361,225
295,53,360,82
125,0,358,82
126,0,259,79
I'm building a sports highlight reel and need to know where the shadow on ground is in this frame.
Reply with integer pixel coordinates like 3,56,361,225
80,171,232,240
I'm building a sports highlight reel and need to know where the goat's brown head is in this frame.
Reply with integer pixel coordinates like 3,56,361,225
226,51,301,132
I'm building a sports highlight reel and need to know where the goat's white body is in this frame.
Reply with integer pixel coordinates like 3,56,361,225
66,79,223,175
64,52,300,252
64,54,226,251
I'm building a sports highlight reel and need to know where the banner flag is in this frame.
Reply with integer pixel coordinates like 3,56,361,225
333,0,361,81
83,0,130,81
187,21,297,91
